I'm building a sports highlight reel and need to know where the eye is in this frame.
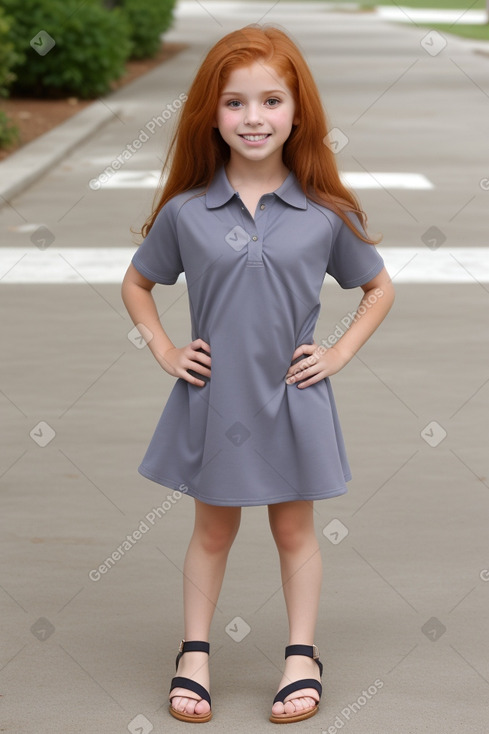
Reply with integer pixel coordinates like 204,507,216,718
266,98,281,107
226,100,242,108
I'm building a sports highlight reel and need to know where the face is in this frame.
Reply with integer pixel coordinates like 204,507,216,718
214,61,299,167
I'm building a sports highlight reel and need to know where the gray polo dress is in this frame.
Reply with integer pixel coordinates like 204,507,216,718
131,166,384,506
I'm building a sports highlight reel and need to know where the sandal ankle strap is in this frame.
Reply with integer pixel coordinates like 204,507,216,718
285,644,323,676
178,640,210,654
175,639,210,669
285,644,319,660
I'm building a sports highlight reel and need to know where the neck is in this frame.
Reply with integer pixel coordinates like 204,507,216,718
225,154,289,190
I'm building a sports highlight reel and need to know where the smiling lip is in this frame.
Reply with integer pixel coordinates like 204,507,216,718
239,133,271,145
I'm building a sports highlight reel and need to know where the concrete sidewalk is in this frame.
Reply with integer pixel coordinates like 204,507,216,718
1,3,488,733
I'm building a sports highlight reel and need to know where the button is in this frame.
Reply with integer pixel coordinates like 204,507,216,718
251,235,258,241
260,204,265,210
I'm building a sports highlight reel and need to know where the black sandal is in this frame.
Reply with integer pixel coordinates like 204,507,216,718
269,644,323,724
169,640,212,723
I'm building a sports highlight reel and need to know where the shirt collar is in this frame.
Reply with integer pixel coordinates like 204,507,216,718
205,165,308,210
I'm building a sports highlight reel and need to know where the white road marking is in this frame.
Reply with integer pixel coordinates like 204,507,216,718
6,223,44,234
92,169,434,190
342,172,433,190
1,247,489,284
174,1,355,15
94,170,161,188
376,7,486,24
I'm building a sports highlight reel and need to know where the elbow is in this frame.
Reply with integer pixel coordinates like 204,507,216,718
121,269,131,305
383,278,395,304
380,280,395,316
377,269,395,310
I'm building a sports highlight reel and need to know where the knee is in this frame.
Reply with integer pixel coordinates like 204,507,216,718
270,516,311,554
198,518,239,554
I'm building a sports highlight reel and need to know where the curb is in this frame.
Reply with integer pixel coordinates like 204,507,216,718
0,100,120,208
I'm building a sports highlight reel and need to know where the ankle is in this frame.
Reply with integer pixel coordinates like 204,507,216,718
177,650,209,673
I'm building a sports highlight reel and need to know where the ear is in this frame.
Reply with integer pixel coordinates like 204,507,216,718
293,114,300,126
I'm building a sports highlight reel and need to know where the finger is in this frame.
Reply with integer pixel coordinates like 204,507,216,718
188,363,211,379
182,369,208,387
299,352,319,370
290,342,316,361
187,349,211,372
290,346,305,362
294,361,326,386
296,372,324,388
285,356,302,380
192,338,211,353
286,365,312,383
290,356,326,381
191,349,211,367
286,354,319,380
285,364,307,381
186,357,211,385
289,344,318,373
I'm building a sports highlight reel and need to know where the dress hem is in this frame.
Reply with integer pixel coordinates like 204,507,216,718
137,465,350,507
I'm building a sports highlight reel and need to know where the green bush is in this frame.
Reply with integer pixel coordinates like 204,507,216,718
0,7,19,96
0,7,19,149
120,0,177,59
3,0,132,98
0,109,19,149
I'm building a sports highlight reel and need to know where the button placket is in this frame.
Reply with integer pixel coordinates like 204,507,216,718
246,196,271,266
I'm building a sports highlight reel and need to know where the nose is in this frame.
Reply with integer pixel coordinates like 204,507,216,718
244,102,263,127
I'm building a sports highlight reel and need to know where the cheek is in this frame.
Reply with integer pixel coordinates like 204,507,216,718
216,109,238,131
274,109,295,133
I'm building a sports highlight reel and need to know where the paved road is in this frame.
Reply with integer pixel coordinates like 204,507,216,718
1,2,488,733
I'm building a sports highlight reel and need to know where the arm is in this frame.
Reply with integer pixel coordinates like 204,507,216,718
121,263,211,386
285,266,395,388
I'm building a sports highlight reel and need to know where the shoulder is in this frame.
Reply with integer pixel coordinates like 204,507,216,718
154,186,207,226
306,198,364,239
305,198,343,233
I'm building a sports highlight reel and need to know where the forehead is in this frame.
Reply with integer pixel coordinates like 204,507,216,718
220,61,290,94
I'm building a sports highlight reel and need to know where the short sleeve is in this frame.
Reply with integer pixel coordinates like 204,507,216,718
326,211,384,289
131,199,183,285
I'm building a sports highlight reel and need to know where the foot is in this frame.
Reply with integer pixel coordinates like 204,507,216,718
271,654,321,718
169,650,211,718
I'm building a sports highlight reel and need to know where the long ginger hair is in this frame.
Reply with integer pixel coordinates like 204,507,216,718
141,25,380,244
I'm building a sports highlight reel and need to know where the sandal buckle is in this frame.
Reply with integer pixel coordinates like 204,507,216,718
178,639,185,653
312,644,319,659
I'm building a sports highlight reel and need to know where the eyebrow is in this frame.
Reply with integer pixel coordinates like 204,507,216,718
220,89,286,96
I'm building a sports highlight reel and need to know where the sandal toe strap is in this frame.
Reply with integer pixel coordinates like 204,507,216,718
272,678,322,705
169,676,211,707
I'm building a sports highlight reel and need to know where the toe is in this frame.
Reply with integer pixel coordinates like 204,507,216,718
284,698,302,714
171,694,193,714
184,698,197,715
170,695,184,713
278,692,318,716
282,700,295,715
296,695,316,711
194,698,211,715
271,701,285,715
170,693,210,717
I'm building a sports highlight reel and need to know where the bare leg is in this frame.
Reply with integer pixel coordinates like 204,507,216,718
170,498,241,717
268,500,323,717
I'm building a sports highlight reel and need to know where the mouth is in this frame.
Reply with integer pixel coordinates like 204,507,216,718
239,134,271,142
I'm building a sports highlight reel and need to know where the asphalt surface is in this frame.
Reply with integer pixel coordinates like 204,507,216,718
1,2,488,733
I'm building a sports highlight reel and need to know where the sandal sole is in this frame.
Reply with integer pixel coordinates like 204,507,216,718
269,704,319,724
169,705,212,723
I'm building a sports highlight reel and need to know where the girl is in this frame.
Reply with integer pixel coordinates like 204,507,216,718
122,24,394,725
